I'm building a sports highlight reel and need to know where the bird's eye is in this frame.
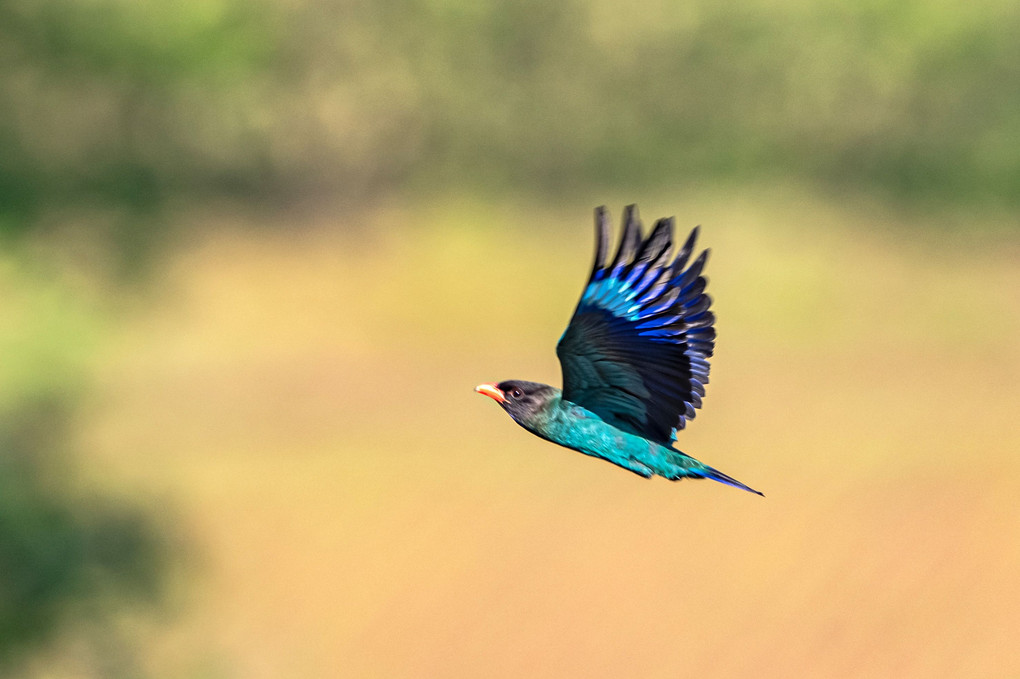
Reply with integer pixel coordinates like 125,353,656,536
510,388,523,399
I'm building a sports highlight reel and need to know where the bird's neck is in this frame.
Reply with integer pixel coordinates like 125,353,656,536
519,393,605,447
512,391,564,440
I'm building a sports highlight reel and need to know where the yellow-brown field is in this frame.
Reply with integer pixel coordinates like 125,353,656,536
78,194,1020,677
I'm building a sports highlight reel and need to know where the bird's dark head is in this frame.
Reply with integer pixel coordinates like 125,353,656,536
474,380,559,426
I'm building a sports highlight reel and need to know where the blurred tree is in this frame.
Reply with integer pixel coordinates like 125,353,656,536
0,251,173,675
2,0,1017,250
384,0,1020,207
0,395,168,672
0,0,278,266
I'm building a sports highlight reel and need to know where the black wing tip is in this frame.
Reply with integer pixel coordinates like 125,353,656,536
606,205,644,274
592,207,695,245
624,205,643,238
622,205,642,241
647,217,675,251
592,206,611,274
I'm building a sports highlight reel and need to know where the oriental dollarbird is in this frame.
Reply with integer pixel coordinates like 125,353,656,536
475,205,762,496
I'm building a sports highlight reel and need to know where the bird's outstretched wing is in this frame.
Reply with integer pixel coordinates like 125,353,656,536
556,205,715,445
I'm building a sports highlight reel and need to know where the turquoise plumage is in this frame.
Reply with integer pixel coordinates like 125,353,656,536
476,205,762,496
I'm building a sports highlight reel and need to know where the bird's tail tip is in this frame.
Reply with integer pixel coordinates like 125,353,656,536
703,466,764,497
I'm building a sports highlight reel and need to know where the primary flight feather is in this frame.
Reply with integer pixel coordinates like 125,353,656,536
475,205,762,495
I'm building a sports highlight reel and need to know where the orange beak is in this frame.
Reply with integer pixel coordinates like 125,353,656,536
474,383,506,404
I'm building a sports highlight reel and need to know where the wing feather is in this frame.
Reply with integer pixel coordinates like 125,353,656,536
556,205,717,444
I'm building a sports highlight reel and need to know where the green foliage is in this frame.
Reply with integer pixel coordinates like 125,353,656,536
0,259,170,673
2,0,1017,248
368,0,1020,205
229,0,1017,209
0,394,168,669
0,0,276,243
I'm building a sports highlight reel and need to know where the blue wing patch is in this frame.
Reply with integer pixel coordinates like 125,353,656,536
556,205,715,444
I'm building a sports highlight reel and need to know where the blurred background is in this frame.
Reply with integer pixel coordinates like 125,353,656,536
1,0,1018,676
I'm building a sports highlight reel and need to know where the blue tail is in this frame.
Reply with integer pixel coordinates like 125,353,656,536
702,465,764,496
656,446,764,496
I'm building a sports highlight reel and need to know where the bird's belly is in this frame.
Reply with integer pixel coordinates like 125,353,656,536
549,406,661,477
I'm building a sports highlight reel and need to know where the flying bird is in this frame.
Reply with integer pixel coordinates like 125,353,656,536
475,205,762,495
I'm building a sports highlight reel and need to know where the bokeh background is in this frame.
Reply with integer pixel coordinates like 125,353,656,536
2,0,1018,677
